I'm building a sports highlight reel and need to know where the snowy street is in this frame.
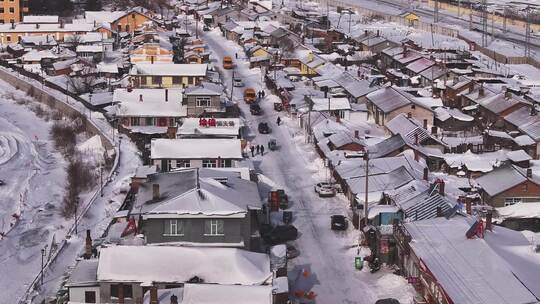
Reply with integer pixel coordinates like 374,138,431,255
199,27,415,303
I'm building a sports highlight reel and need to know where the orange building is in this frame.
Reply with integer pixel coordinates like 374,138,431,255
0,0,28,24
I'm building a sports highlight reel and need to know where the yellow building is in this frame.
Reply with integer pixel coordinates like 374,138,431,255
400,12,419,26
0,0,28,24
85,9,153,34
130,63,208,88
0,22,94,44
130,43,173,64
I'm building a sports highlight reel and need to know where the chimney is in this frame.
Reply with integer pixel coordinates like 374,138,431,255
60,20,64,29
403,44,407,57
438,179,445,196
376,29,379,37
150,286,158,304
436,206,443,217
165,89,169,102
431,126,437,135
118,283,125,304
468,81,475,94
354,130,359,139
414,133,419,145
414,149,419,161
486,212,493,231
139,94,143,102
423,167,429,181
479,84,485,97
170,294,179,304
94,20,96,27
527,168,533,178
36,23,39,29
465,200,472,215
84,230,92,259
364,30,368,36
152,184,160,200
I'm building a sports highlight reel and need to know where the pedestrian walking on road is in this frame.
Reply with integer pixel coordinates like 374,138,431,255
235,52,238,59
276,116,281,126
256,145,260,155
260,145,265,155
250,145,255,157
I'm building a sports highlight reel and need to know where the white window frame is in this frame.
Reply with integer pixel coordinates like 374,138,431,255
204,219,224,236
196,97,211,107
504,198,522,206
176,159,190,168
163,219,184,236
202,159,217,168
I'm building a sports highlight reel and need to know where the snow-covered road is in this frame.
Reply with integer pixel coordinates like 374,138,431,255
200,27,415,303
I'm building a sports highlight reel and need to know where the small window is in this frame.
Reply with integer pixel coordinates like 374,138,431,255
117,24,122,32
0,8,4,13
177,159,190,168
196,97,211,107
130,117,140,126
220,159,232,167
84,291,96,303
6,36,10,42
132,13,136,19
8,7,14,13
125,25,130,32
411,104,416,109
202,159,217,168
204,219,224,236
522,184,528,192
164,219,184,236
140,77,147,85
173,76,182,84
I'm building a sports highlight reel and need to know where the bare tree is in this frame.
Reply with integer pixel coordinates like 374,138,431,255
64,34,83,52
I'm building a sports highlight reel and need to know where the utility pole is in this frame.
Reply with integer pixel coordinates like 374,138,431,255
40,248,45,285
74,196,79,235
363,152,369,226
230,70,235,100
481,0,488,47
100,165,103,197
469,2,473,30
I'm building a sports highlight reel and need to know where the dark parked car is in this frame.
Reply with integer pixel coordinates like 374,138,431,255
250,103,262,115
375,299,400,304
258,122,271,134
331,215,347,230
261,224,298,245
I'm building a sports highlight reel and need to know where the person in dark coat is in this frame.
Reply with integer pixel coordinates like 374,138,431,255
276,116,281,126
260,145,265,155
262,90,265,97
250,145,255,157
256,145,260,154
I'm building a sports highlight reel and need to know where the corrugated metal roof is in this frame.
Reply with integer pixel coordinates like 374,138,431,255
366,87,412,113
475,165,527,197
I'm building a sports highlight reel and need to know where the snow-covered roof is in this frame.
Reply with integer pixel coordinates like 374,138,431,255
20,35,57,46
0,22,94,33
310,97,351,112
97,63,119,74
23,15,59,24
366,87,412,113
334,72,379,99
84,10,127,24
134,169,261,217
506,150,532,163
177,118,241,137
116,96,186,117
142,284,272,304
497,202,540,220
347,166,415,196
76,45,103,53
151,138,242,159
114,88,183,104
404,216,540,304
406,57,434,74
434,107,474,122
65,259,98,287
444,150,507,173
131,63,208,76
22,49,58,62
97,246,271,285
475,164,540,196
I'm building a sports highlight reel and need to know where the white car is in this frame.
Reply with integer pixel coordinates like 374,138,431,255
233,78,244,87
314,182,336,197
